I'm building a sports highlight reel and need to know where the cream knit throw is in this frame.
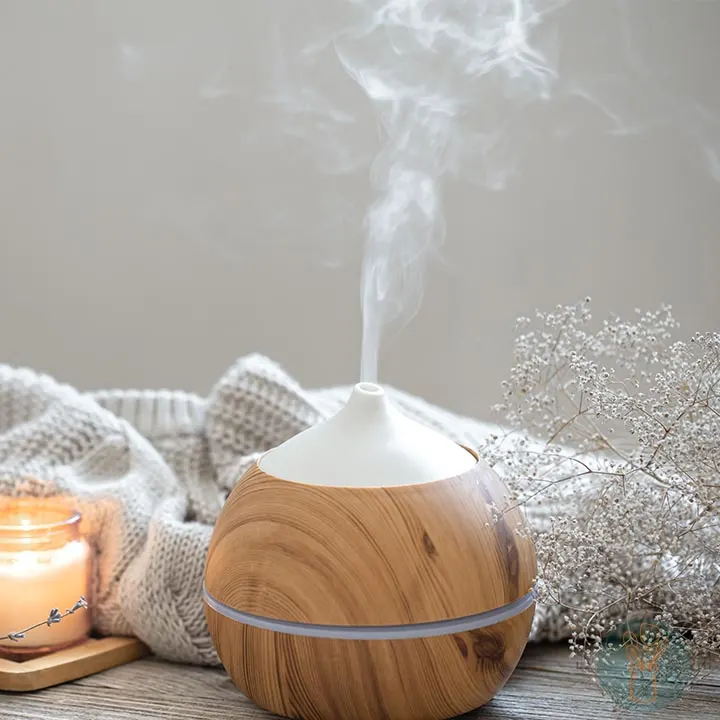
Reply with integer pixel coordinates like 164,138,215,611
0,354,564,665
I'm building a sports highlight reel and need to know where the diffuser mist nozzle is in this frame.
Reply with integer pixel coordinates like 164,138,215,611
259,381,476,487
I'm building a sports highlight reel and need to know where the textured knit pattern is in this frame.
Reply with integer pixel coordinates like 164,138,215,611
0,355,564,665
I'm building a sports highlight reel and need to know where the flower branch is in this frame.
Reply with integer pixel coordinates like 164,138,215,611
481,299,720,671
0,597,88,643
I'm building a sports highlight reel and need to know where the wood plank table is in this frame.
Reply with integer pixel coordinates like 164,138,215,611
1,644,718,719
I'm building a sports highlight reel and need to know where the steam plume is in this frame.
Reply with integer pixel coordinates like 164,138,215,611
242,0,720,383
333,0,567,381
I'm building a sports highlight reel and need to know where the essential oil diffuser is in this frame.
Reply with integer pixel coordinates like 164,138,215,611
205,382,537,720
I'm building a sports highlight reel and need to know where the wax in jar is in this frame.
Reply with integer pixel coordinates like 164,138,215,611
0,498,92,657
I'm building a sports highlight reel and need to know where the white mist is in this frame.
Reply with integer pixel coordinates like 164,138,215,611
262,0,720,385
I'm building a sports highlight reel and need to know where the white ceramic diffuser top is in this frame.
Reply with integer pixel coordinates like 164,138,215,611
259,382,477,487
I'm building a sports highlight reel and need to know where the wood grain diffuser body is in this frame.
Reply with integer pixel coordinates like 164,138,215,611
205,382,537,720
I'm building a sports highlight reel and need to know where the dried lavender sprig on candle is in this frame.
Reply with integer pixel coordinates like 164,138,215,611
0,596,88,643
479,300,720,671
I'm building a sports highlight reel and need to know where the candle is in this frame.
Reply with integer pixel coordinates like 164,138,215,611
0,497,92,658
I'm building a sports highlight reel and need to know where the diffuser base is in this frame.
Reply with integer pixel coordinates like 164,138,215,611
0,636,149,692
207,603,535,720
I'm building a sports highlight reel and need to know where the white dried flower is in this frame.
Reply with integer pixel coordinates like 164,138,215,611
481,300,720,669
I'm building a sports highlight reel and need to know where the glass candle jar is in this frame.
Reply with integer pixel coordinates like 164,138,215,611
0,497,92,659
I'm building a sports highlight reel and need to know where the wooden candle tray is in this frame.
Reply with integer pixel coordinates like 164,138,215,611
0,637,149,692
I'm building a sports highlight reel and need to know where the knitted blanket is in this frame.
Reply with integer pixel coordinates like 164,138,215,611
0,355,564,665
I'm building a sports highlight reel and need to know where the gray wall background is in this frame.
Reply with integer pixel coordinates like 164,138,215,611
1,1,719,420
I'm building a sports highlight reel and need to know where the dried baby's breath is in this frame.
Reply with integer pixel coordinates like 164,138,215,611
481,299,719,669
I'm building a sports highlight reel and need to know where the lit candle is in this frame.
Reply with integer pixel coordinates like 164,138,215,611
0,497,92,658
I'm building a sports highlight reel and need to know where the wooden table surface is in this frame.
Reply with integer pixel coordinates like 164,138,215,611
1,643,718,719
